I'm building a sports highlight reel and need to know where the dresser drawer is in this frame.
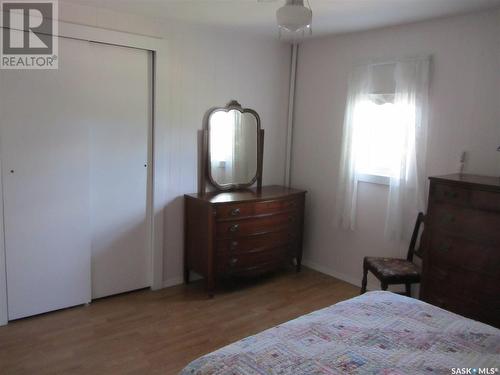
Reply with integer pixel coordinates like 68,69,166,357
425,295,500,327
254,198,300,214
422,265,472,309
428,231,498,276
424,263,499,298
429,204,500,242
423,287,490,319
216,230,296,254
471,189,500,212
216,212,298,238
215,197,301,220
219,259,288,278
431,183,471,206
422,264,500,324
216,246,291,274
423,264,461,290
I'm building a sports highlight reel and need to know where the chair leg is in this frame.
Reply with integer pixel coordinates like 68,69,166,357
381,282,388,291
405,283,411,297
360,264,368,295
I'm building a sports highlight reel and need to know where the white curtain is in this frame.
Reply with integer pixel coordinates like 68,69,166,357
334,64,373,230
385,58,430,240
335,57,430,240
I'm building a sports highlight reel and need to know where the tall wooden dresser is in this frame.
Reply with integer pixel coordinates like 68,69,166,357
184,186,306,296
421,174,500,327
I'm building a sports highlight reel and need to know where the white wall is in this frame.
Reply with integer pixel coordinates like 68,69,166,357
57,2,292,287
291,9,500,291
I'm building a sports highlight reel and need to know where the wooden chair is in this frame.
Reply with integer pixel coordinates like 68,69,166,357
360,212,425,297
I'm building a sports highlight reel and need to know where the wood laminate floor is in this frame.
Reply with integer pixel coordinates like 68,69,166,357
0,267,359,375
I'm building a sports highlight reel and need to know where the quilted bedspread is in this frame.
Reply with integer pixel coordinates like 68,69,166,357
180,291,500,375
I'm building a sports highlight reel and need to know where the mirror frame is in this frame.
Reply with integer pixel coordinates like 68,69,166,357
201,100,264,193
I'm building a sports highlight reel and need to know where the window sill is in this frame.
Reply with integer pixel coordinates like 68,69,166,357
356,173,390,186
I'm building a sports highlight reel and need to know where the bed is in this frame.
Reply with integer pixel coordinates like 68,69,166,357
180,291,500,375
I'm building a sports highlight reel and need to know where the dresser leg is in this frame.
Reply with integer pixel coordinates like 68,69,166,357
184,266,190,284
296,255,302,273
206,278,215,298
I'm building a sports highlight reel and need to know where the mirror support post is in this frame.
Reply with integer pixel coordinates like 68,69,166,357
199,129,209,195
257,129,265,193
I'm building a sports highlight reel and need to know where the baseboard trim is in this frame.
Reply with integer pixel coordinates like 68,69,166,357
162,277,184,289
302,259,378,291
162,263,380,292
162,272,203,289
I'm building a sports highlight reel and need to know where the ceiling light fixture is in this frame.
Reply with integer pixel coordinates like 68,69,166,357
276,0,312,40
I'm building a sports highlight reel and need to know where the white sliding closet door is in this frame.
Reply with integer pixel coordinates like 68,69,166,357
0,37,151,319
89,43,150,299
0,38,93,320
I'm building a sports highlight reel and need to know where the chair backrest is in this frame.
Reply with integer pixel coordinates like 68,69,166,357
407,212,425,262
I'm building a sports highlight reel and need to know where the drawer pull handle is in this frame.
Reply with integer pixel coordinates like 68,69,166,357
229,224,239,233
230,258,238,266
230,241,238,249
231,208,241,216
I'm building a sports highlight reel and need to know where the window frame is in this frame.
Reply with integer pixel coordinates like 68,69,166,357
355,173,390,186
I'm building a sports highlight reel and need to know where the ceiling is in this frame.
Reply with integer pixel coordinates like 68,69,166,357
60,0,500,38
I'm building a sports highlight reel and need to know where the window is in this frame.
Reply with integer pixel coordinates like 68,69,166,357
353,94,406,184
335,57,430,236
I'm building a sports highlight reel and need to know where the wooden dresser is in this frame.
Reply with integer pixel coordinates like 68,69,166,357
184,186,306,296
421,174,500,327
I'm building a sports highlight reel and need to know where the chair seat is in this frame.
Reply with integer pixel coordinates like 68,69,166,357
364,257,421,284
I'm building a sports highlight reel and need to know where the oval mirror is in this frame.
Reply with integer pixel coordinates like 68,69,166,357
207,101,261,190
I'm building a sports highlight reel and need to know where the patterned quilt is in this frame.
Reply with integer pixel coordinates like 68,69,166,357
180,291,500,375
